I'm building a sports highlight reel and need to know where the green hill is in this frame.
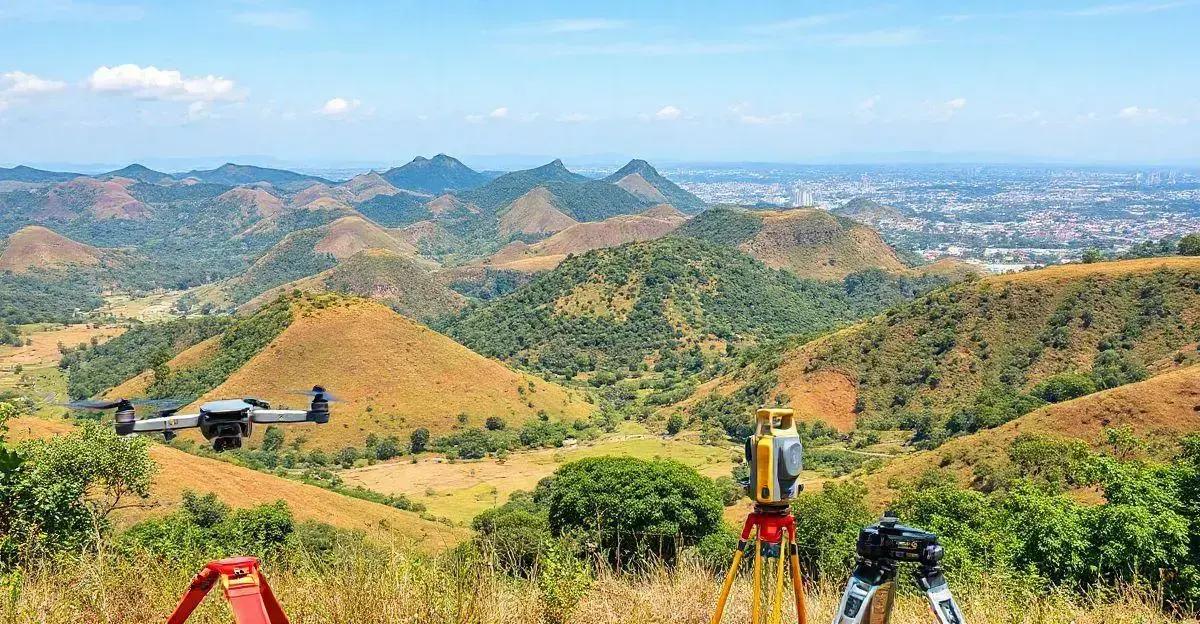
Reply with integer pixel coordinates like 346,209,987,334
458,159,648,221
177,163,330,190
685,256,1200,441
602,159,706,214
832,197,906,223
444,237,948,380
0,165,80,183
381,154,488,194
675,206,907,279
99,164,174,185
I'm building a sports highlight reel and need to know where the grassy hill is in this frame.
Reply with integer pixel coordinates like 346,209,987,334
833,197,906,223
6,416,465,548
602,159,706,214
0,165,81,183
685,256,1200,439
99,164,174,185
852,363,1200,506
485,204,688,272
381,154,488,194
0,226,105,272
178,163,330,190
676,206,906,279
241,249,466,321
445,237,947,380
224,215,419,305
177,295,593,449
458,159,649,222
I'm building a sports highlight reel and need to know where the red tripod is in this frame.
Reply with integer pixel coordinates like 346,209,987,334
166,557,290,624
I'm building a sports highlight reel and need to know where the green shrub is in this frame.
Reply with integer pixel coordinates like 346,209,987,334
1031,372,1097,403
545,456,724,567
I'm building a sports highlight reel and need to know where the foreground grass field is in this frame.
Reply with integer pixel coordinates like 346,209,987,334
11,550,1190,624
344,436,736,523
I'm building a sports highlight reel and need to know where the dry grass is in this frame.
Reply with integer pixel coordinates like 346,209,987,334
740,209,906,280
8,551,1191,624
0,225,103,273
6,417,466,547
988,256,1200,285
853,363,1200,507
344,437,734,523
185,300,594,449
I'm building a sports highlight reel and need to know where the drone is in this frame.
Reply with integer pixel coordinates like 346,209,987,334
67,386,336,452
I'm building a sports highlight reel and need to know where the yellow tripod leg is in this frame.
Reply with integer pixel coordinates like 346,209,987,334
751,537,763,624
770,537,787,624
788,543,807,624
709,542,745,624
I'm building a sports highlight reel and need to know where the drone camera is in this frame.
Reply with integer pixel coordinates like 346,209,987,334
744,408,804,505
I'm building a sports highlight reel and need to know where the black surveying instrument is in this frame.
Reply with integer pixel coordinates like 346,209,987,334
831,513,967,624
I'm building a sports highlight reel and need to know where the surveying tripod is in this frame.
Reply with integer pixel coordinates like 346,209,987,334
831,514,966,624
711,502,809,624
166,557,290,624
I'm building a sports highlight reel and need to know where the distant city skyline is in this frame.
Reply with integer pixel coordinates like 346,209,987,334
2,0,1198,167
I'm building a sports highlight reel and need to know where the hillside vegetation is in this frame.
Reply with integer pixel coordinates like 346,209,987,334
676,206,906,279
446,237,947,381
687,256,1200,441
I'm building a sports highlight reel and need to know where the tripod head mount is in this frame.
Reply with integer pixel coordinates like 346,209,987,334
855,512,945,572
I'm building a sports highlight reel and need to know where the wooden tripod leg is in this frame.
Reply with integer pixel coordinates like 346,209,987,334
770,537,787,624
710,544,745,624
788,543,807,624
751,537,763,624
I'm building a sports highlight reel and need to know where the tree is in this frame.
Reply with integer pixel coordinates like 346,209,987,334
546,456,724,567
410,427,430,453
666,412,684,436
790,481,873,580
472,493,551,576
374,437,400,460
335,446,359,468
1179,233,1200,256
1081,248,1104,264
1031,372,1097,403
485,416,507,431
261,426,284,453
2,422,154,564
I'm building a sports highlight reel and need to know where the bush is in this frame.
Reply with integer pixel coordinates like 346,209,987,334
1179,233,1200,256
410,427,430,453
790,481,873,581
374,437,401,460
1031,372,1097,403
546,457,724,567
472,493,551,576
485,416,507,431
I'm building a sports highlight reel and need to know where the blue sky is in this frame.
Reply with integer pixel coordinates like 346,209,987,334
0,0,1197,169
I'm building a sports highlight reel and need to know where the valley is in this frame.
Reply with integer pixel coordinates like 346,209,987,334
2,154,1199,623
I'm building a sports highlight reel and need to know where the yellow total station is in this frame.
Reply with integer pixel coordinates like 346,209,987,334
746,408,803,505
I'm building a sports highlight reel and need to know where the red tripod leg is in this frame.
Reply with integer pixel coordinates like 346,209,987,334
166,568,220,624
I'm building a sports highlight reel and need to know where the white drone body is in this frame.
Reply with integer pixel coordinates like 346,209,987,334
86,386,335,452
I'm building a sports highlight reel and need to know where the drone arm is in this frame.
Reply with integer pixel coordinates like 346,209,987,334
250,409,313,424
123,413,201,434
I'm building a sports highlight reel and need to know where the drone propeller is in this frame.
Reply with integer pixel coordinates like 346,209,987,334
288,386,343,403
63,397,188,411
63,398,128,410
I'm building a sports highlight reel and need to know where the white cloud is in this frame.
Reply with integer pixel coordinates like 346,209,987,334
999,110,1045,124
2,71,66,95
489,107,509,119
504,41,768,57
186,101,211,122
232,9,312,30
87,64,239,102
855,95,880,122
466,107,513,123
319,97,361,117
729,103,799,125
654,105,683,121
928,97,967,121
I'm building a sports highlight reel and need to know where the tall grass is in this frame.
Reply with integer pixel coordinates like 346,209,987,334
5,546,1191,624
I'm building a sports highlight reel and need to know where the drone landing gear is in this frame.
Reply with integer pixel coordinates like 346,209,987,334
166,557,289,624
711,503,808,624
